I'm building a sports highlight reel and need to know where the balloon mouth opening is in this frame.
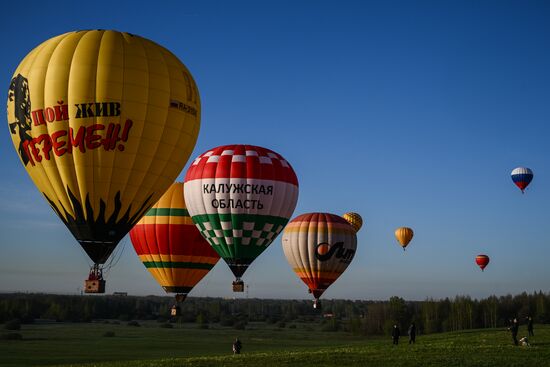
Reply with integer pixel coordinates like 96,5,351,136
227,262,251,278
175,294,187,303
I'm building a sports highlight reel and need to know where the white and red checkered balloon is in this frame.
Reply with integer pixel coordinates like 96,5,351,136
184,144,299,284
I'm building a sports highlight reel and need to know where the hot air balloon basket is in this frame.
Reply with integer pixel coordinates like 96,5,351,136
170,305,181,317
84,279,105,294
232,280,245,292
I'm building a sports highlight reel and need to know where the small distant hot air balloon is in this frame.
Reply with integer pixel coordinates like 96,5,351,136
475,254,490,272
7,30,201,293
343,212,363,232
511,167,533,193
282,213,359,309
130,183,220,312
395,227,414,251
184,145,299,292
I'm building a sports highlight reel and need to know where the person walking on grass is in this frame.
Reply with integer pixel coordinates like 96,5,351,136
232,337,242,354
508,318,519,346
527,316,534,337
392,324,400,345
408,322,416,344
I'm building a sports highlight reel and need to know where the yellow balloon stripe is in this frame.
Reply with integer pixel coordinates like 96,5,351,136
26,34,74,220
146,268,211,289
138,216,195,225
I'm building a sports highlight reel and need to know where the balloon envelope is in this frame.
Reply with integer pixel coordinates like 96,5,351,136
282,213,357,300
343,212,363,232
511,167,533,193
184,144,299,280
7,30,200,265
395,227,414,250
130,182,220,297
476,254,490,271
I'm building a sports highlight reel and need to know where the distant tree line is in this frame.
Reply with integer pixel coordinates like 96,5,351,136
1,291,548,336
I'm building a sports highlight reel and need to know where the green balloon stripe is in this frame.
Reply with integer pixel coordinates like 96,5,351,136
145,208,190,217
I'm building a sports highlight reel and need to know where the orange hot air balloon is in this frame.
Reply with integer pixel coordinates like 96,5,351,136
395,227,414,251
130,183,220,306
475,254,490,272
7,30,201,293
282,213,358,309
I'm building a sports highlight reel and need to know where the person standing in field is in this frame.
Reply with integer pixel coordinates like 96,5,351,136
232,337,242,354
408,322,416,344
508,318,519,346
392,324,400,345
526,316,534,337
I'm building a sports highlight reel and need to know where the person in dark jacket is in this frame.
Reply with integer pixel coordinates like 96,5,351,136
508,318,519,346
232,337,242,354
408,322,416,344
526,316,534,337
391,324,400,345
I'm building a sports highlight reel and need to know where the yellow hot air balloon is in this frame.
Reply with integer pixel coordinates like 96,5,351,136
343,212,363,232
7,30,200,293
395,227,414,251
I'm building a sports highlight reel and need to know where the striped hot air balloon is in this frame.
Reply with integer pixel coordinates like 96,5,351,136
511,167,533,193
130,183,219,303
282,213,358,309
184,145,299,291
475,254,490,272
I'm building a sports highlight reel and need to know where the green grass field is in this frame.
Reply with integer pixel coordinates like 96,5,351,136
1,322,549,367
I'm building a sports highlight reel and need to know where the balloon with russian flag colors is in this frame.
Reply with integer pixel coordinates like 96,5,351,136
282,212,359,309
511,167,533,193
184,145,299,292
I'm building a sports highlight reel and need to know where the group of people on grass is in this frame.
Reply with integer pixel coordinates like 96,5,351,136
508,316,534,346
231,316,536,354
390,317,535,347
391,322,416,345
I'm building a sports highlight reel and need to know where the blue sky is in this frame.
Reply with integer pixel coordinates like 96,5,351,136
1,0,549,300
